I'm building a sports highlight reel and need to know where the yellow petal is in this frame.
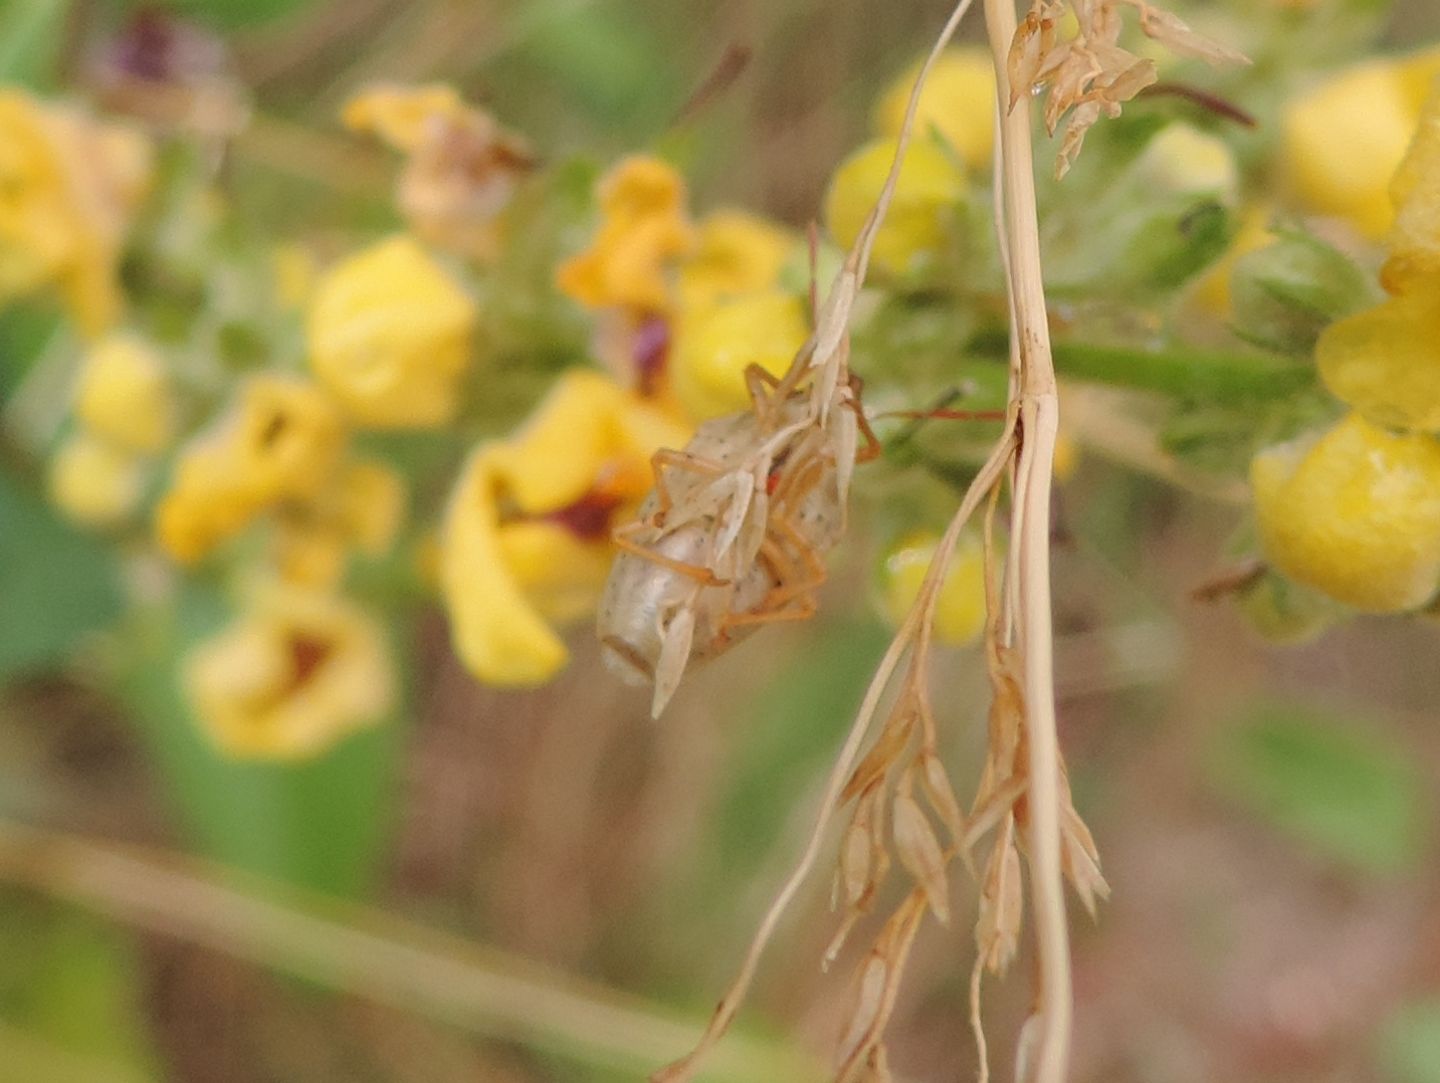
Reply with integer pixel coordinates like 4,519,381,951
671,290,807,419
678,210,794,309
1316,287,1440,432
341,83,468,152
497,520,614,624
556,155,694,313
441,447,569,685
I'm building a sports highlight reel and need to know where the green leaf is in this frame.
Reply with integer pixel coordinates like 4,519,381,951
0,468,124,681
1207,702,1428,875
1379,998,1440,1083
116,582,405,897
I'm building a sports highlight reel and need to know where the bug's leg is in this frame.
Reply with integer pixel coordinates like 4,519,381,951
846,372,884,463
651,448,726,521
761,519,830,609
612,525,727,586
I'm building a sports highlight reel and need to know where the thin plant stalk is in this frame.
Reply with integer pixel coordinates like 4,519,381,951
983,1,1071,1080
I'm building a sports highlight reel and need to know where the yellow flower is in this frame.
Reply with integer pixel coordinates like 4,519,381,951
343,84,533,261
1251,412,1440,612
872,47,996,172
307,235,477,428
156,375,346,563
184,585,394,761
1282,46,1440,239
678,210,795,309
824,136,966,279
0,91,151,334
73,333,174,455
272,459,407,588
880,529,987,646
47,432,146,529
556,156,695,314
441,369,690,685
1316,286,1440,432
670,289,808,419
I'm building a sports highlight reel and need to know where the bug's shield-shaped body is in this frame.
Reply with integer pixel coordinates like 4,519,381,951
598,399,848,717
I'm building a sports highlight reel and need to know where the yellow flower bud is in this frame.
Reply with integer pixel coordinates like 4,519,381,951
73,333,174,454
1282,47,1440,240
47,432,145,529
334,460,407,556
678,210,794,310
1251,412,1440,612
156,376,346,563
307,235,477,428
872,48,996,173
184,586,394,761
1316,287,1440,432
824,137,966,279
556,156,695,314
880,530,987,646
272,522,349,589
671,290,808,420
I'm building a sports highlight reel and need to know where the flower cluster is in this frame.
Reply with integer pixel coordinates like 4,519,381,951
1251,84,1440,615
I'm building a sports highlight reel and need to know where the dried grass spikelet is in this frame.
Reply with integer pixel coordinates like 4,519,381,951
1010,0,1248,177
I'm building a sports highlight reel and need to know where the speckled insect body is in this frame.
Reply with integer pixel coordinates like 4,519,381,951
598,379,859,717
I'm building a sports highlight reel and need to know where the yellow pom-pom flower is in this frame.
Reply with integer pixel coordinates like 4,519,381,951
678,210,794,310
824,137,966,279
73,333,174,455
0,91,151,334
47,432,146,529
156,376,346,564
670,290,808,419
880,529,987,646
1250,412,1440,612
184,585,394,761
1282,46,1440,240
1316,287,1440,432
441,369,691,686
307,235,477,429
556,156,695,314
872,47,996,173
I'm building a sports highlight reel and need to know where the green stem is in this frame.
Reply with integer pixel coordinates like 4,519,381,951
965,328,1312,403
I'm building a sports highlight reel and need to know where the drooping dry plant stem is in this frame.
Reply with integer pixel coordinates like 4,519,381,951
983,1,1070,1080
